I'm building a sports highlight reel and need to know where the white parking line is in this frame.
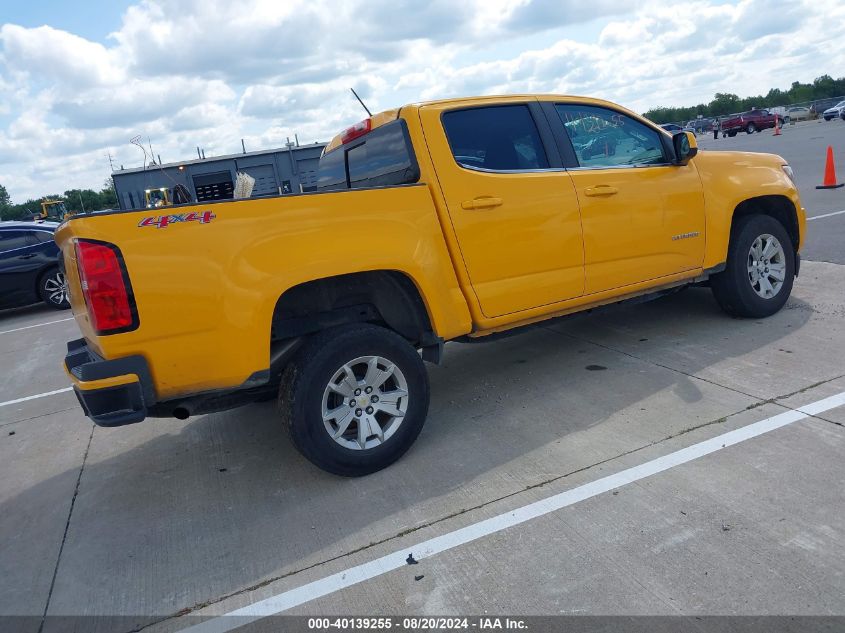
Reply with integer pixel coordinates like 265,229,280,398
807,209,845,221
0,317,74,336
0,387,73,409
182,390,845,633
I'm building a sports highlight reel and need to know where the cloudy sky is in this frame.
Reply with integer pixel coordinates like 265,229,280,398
1,0,844,202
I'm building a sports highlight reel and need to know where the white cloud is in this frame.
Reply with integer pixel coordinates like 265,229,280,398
51,78,235,129
0,24,124,88
1,0,845,201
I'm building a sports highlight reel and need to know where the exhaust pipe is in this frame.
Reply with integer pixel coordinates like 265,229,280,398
172,406,190,420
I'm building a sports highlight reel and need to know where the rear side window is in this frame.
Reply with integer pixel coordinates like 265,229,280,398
0,231,32,252
32,230,55,243
441,105,549,171
316,119,420,191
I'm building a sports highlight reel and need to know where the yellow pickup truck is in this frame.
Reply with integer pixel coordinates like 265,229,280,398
56,95,805,476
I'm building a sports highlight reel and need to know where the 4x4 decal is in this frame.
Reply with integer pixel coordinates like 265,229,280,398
138,211,215,229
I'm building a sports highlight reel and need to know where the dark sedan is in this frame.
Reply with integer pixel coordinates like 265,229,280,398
0,221,69,310
659,123,697,136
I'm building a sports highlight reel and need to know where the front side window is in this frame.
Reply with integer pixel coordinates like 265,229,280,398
556,104,666,168
442,105,549,171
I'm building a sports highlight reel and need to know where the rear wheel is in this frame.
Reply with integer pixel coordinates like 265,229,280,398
711,215,794,318
279,324,429,476
746,122,756,134
39,268,70,309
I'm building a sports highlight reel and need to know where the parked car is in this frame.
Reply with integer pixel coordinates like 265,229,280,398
822,100,845,121
720,109,783,136
809,98,837,117
687,119,712,134
0,221,69,310
784,106,811,123
659,123,696,136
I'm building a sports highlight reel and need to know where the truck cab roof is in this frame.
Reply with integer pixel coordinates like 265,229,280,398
323,94,635,155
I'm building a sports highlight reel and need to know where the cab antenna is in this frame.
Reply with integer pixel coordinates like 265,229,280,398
350,88,372,117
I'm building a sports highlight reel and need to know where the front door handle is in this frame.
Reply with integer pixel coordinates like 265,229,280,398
461,197,503,210
584,185,619,197
18,253,37,259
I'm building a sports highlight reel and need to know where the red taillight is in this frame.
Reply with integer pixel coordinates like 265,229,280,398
74,240,138,334
340,118,371,144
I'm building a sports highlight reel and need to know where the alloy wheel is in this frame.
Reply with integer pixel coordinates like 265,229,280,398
747,234,786,299
44,271,68,306
321,355,409,450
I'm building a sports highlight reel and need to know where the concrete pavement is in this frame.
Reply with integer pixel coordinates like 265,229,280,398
1,260,843,632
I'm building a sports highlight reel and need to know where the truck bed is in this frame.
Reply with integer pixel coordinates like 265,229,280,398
56,185,469,401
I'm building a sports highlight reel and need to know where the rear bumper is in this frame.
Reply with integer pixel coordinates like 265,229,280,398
64,338,155,427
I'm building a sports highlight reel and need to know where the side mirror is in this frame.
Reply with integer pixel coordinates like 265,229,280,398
673,131,698,165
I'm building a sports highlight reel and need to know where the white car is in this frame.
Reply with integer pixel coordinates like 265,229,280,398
784,106,811,122
822,101,845,121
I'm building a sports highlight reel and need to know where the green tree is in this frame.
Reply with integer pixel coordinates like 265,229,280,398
1,203,30,221
0,185,27,221
63,189,102,213
813,75,835,94
644,75,845,123
710,93,741,115
20,199,43,218
99,178,118,209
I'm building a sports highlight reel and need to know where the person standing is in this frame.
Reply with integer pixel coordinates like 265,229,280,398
713,118,720,140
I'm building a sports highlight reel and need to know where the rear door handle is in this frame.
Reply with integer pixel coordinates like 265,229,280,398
18,253,37,259
584,186,618,197
461,197,503,210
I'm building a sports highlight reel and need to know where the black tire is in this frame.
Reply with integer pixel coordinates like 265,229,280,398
38,267,70,309
746,123,756,134
728,131,736,137
710,215,795,318
278,324,430,476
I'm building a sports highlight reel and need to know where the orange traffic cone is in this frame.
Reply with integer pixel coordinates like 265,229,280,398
817,145,844,189
773,115,781,136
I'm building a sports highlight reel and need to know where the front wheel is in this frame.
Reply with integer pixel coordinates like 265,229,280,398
711,215,794,318
279,324,430,476
746,123,756,134
39,268,70,309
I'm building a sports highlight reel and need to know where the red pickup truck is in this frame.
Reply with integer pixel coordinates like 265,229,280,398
720,109,783,136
